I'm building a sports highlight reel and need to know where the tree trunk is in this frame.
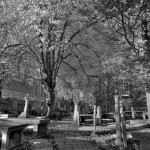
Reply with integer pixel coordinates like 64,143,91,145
105,104,108,114
45,88,55,119
73,103,79,123
142,16,150,121
49,89,55,110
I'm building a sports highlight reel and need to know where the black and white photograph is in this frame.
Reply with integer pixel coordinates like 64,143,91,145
0,0,150,150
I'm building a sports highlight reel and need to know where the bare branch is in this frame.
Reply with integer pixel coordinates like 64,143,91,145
62,53,72,60
0,44,24,56
62,60,79,77
68,21,98,43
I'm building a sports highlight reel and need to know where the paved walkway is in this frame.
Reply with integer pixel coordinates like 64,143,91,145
55,135,98,150
51,115,99,150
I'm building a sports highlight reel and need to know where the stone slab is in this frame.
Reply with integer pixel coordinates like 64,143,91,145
132,132,150,150
0,114,18,118
132,132,150,140
0,118,49,138
0,118,49,124
130,119,149,125
0,122,27,150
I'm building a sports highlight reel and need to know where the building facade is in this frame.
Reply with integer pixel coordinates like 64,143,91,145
1,76,47,115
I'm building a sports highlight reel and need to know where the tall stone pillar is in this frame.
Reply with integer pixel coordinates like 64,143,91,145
73,103,79,123
115,95,122,145
97,106,101,125
120,99,127,148
146,91,150,121
93,105,97,134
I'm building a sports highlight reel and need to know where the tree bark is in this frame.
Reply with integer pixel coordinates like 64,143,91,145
105,104,108,114
142,16,150,121
49,89,55,110
45,88,55,119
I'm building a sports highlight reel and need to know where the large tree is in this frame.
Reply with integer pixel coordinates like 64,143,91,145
1,0,139,118
21,0,103,118
91,0,150,148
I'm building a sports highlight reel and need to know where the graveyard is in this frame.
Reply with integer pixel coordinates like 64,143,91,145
0,93,150,150
1,1,150,150
0,76,149,150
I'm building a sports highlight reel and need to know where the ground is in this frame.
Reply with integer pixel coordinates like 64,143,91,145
26,115,150,150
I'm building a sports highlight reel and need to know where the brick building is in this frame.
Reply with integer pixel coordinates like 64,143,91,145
0,55,47,116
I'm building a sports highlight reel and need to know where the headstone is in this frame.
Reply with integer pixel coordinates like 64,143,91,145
132,132,150,150
12,100,18,110
18,94,30,118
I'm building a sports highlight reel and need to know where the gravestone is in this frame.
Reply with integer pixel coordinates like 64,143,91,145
1,118,49,138
10,94,50,138
132,132,150,150
18,94,30,118
0,122,28,150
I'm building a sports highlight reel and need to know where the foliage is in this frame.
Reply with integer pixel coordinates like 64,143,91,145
0,0,130,112
1,0,149,112
13,0,104,113
56,77,73,100
0,0,35,101
0,0,42,88
93,0,150,71
82,0,150,109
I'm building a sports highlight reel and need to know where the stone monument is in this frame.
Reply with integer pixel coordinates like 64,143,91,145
18,94,30,118
37,98,50,119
